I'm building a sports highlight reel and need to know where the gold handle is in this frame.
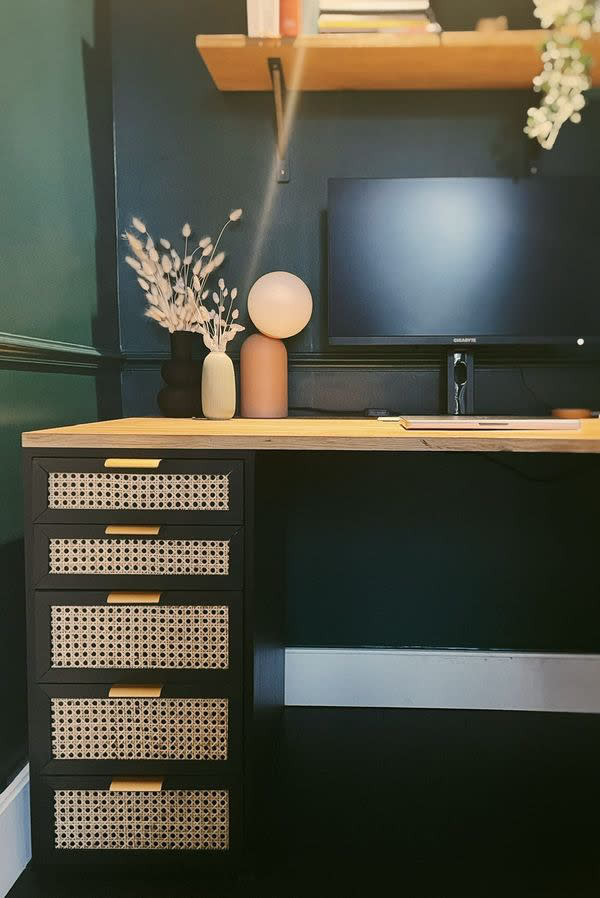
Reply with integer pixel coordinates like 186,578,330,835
107,592,161,604
104,525,160,536
104,458,162,469
109,684,163,698
110,778,163,792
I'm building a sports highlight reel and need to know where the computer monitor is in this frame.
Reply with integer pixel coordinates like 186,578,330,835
328,177,600,347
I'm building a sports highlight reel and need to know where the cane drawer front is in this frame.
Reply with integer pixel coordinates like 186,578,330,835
30,684,240,774
31,458,243,524
35,776,239,862
34,591,241,685
32,525,243,590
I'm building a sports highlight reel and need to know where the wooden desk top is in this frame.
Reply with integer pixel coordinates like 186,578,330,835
21,416,600,453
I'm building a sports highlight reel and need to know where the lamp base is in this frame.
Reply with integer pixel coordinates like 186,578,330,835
240,333,288,418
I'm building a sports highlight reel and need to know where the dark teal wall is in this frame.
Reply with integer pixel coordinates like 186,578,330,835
111,0,600,653
113,0,600,418
0,0,119,787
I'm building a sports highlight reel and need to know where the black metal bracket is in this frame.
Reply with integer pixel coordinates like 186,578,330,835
268,57,290,183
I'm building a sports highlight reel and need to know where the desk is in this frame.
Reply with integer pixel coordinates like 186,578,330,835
21,416,600,868
22,415,600,452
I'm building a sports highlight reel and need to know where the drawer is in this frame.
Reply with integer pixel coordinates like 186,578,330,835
32,591,241,685
32,525,243,590
30,457,243,524
33,776,240,864
30,684,241,775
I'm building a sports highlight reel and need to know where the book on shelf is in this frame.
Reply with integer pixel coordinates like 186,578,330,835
247,0,280,37
319,0,432,10
281,0,303,35
318,12,440,32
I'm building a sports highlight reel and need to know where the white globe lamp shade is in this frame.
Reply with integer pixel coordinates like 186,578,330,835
247,271,312,339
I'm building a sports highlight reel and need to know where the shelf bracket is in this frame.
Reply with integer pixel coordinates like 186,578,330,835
268,57,290,183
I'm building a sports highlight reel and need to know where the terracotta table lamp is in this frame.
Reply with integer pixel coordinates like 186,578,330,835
241,271,312,418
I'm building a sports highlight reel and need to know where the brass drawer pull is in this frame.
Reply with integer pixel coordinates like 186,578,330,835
108,684,163,698
104,524,160,536
106,591,161,604
104,458,162,469
110,778,163,792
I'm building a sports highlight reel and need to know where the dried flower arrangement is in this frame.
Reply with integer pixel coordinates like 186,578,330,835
123,210,245,351
525,1,597,149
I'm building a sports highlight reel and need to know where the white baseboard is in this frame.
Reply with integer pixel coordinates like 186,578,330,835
0,765,31,898
284,648,600,713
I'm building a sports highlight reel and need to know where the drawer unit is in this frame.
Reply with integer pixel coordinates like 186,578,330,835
31,457,243,524
23,442,284,871
32,776,240,865
29,684,241,775
33,591,241,685
32,524,243,590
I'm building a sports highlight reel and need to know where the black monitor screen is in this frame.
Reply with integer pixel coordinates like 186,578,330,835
328,177,600,346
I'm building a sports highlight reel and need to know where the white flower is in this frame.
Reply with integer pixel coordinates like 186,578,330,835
182,223,191,237
161,255,172,273
199,236,211,248
132,217,146,233
159,238,171,249
231,287,238,300
218,278,225,290
229,208,243,221
202,244,213,257
137,278,149,291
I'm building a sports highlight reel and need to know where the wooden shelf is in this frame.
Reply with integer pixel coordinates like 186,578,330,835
22,417,600,454
196,30,600,92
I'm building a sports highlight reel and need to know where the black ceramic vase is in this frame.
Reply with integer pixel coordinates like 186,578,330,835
157,331,202,417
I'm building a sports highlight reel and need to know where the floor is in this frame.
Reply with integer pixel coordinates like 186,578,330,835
9,708,600,897
8,864,600,898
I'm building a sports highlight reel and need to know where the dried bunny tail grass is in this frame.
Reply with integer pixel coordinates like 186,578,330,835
125,255,141,270
125,210,244,341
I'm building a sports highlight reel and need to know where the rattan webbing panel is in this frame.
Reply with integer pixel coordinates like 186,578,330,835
50,604,229,669
54,790,229,850
48,538,230,576
48,472,230,511
51,698,228,760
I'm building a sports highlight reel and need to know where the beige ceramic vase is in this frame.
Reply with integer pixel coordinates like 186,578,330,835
201,350,236,419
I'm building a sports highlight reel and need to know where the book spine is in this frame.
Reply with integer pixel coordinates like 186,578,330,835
247,0,261,36
264,0,281,36
247,0,281,37
281,0,302,36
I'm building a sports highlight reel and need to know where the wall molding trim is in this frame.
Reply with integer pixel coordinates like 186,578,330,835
284,648,600,714
0,764,30,897
0,331,121,371
121,348,600,369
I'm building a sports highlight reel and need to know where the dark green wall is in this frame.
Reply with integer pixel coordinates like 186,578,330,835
0,0,119,788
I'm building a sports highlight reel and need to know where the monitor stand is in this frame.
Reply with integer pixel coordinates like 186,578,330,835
446,350,474,415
